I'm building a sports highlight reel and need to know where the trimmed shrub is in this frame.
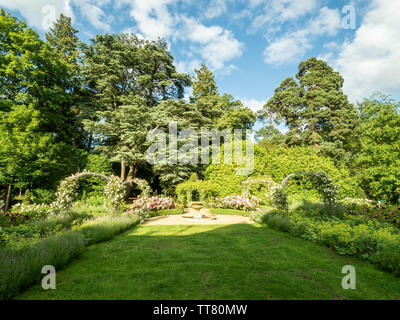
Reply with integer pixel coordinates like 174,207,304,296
205,145,363,199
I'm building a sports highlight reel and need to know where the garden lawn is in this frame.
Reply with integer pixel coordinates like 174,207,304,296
16,224,400,300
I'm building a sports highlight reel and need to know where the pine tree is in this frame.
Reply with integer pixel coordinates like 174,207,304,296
45,14,80,80
192,64,219,101
260,57,359,164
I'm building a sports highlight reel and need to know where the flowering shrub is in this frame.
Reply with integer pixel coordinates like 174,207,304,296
104,175,126,214
53,171,126,215
0,203,53,227
209,195,261,211
271,171,339,212
128,196,177,212
347,201,400,228
127,178,152,197
11,203,52,219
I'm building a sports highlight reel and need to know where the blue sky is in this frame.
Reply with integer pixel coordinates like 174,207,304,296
1,0,399,122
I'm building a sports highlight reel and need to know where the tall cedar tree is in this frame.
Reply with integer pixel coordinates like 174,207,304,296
260,57,359,164
82,34,191,182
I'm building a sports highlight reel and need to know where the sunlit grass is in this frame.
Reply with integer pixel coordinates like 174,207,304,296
16,224,400,300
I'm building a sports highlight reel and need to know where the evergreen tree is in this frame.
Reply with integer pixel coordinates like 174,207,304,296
83,33,191,181
192,64,219,101
45,14,80,81
45,14,89,150
260,57,359,164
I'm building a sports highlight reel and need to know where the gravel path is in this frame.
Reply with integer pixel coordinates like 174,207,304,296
143,214,254,225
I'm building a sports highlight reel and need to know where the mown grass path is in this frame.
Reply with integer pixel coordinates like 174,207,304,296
17,224,400,300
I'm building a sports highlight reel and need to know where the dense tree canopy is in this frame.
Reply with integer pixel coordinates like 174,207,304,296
259,57,359,164
0,9,85,191
355,94,400,203
0,9,398,204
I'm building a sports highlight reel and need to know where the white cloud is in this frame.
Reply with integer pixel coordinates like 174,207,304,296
204,0,228,19
126,0,175,40
0,0,112,30
183,18,244,71
240,98,266,112
176,60,201,74
0,0,73,30
74,0,111,31
263,7,341,65
263,30,310,65
252,0,318,30
333,0,400,101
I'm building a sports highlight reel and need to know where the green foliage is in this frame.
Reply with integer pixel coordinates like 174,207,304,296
75,215,139,246
258,208,400,276
81,154,113,194
0,231,85,300
259,57,359,164
31,189,55,205
45,14,81,82
205,144,362,199
192,64,218,101
355,94,400,203
0,10,87,190
176,180,220,205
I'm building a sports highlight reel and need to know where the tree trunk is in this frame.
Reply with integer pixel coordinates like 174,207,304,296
121,160,126,182
5,185,11,212
125,166,138,199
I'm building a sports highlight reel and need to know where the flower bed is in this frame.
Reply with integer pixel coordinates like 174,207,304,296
127,196,177,212
209,195,261,211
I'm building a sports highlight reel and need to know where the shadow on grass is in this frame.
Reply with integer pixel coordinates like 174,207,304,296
16,223,400,300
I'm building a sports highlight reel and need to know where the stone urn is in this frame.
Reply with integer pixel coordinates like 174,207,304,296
191,201,204,219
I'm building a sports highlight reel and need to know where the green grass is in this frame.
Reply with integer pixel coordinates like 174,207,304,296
16,224,400,300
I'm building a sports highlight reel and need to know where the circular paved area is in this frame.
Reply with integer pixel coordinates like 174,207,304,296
143,215,254,225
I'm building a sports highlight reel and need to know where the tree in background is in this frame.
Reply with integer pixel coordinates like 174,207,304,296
355,94,400,203
45,14,90,150
255,125,285,148
0,9,86,193
191,64,256,132
82,34,191,184
259,57,359,165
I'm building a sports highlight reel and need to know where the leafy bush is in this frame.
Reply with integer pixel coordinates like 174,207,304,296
209,195,261,211
0,211,93,247
150,208,184,216
205,145,363,199
176,180,220,206
292,200,347,219
31,189,56,205
0,203,53,227
345,201,400,227
0,231,85,300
